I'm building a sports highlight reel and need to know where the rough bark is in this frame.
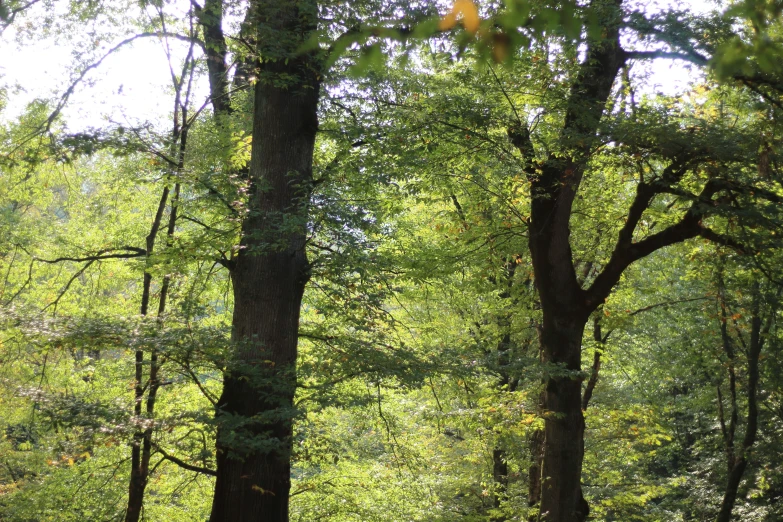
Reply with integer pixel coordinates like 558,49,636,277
535,313,590,522
209,1,320,519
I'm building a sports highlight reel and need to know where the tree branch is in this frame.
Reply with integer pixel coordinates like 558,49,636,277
182,366,218,406
624,49,708,66
628,296,712,316
0,0,43,33
45,32,205,133
43,259,95,313
582,315,605,411
152,442,216,476
585,163,766,310
36,247,147,264
698,227,748,253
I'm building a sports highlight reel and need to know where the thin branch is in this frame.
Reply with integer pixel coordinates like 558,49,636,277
450,194,466,222
4,256,33,305
582,315,604,411
19,32,204,145
43,259,95,313
486,62,523,127
736,77,783,112
624,49,708,66
0,245,19,302
36,247,146,264
698,227,748,253
628,296,712,316
152,443,216,476
183,366,218,405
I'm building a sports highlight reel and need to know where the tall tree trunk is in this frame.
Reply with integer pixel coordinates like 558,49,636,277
536,313,590,522
125,184,170,522
209,1,320,519
194,0,231,116
507,3,624,519
126,182,180,522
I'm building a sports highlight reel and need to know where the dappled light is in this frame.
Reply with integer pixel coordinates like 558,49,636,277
1,1,783,521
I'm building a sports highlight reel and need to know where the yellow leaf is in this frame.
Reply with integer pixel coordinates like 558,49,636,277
440,0,481,34
438,11,457,31
456,0,481,34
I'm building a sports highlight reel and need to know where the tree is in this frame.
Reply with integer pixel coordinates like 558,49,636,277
456,2,782,518
4,1,783,521
341,2,783,519
0,3,238,519
206,0,320,519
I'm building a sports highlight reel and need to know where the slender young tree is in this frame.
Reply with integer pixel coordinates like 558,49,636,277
714,270,778,522
124,42,196,522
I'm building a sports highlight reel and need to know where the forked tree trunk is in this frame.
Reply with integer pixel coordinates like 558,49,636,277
125,140,186,522
124,39,192,515
717,459,750,522
507,0,760,517
512,3,624,519
209,1,320,517
125,182,171,522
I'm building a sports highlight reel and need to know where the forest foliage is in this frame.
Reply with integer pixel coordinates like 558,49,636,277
1,0,783,521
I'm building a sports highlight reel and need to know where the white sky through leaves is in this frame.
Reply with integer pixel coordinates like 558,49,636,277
0,0,718,131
